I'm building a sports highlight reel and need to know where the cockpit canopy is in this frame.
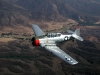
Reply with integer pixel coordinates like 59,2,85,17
46,33,61,38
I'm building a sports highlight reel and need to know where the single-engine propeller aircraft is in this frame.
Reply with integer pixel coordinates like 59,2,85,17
31,24,83,65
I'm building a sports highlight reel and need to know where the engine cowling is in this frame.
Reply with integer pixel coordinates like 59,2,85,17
32,37,40,46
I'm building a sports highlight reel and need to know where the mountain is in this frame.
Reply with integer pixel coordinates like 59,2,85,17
0,27,100,75
1,0,100,26
0,0,31,26
14,0,100,22
15,0,69,21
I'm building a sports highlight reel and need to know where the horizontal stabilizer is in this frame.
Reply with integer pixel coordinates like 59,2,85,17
72,34,83,41
67,30,74,34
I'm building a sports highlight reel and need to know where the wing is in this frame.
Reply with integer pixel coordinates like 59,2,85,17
44,45,78,65
32,24,45,36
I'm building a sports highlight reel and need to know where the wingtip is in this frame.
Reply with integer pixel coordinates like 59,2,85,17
71,61,78,65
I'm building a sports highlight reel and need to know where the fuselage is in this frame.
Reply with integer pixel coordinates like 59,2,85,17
32,33,72,47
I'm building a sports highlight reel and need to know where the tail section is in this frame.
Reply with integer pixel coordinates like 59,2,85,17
73,26,80,36
72,26,83,41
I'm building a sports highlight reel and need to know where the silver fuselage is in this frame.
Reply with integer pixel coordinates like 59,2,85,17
39,33,72,47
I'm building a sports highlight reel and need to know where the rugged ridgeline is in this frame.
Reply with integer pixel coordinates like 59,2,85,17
0,0,30,26
14,0,100,22
1,0,100,26
0,32,100,75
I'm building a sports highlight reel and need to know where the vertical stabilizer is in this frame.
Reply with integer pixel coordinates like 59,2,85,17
73,26,80,36
72,26,83,41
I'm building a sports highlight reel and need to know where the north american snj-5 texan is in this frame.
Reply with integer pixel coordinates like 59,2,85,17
31,24,83,65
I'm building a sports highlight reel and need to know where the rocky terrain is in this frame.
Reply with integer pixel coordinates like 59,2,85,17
14,0,100,22
1,0,100,27
0,26,100,75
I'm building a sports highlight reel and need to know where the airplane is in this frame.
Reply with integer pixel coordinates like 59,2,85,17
31,24,83,65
